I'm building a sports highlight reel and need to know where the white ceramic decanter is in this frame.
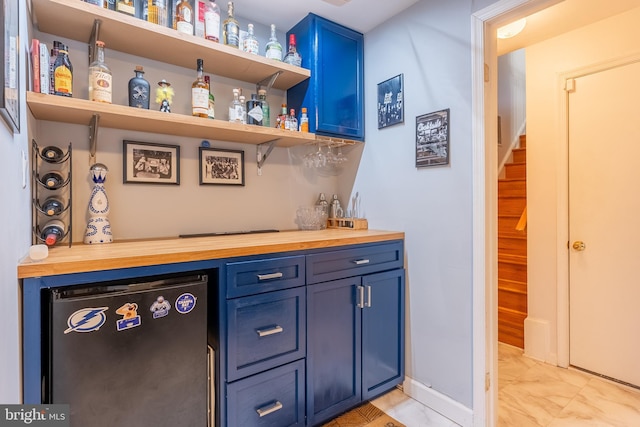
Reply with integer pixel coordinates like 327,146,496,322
84,163,113,244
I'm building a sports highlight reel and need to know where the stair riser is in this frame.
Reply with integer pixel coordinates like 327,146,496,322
498,279,527,294
498,237,526,255
498,289,527,313
519,135,526,148
498,180,526,197
505,163,526,179
498,197,526,216
512,149,526,163
498,261,527,282
498,216,527,236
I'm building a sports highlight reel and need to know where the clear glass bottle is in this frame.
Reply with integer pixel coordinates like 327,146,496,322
246,93,263,126
238,94,246,124
228,88,242,123
283,33,302,67
204,75,215,119
300,107,309,132
222,1,239,48
175,0,194,35
53,44,73,97
88,41,112,104
116,0,135,16
264,24,283,61
192,58,209,117
287,108,298,131
147,0,168,26
258,89,269,127
204,0,220,42
277,103,287,129
243,23,259,54
128,66,150,109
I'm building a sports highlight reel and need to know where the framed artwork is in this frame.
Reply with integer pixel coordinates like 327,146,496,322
123,140,180,184
0,0,20,132
199,147,244,186
416,109,450,168
377,73,403,129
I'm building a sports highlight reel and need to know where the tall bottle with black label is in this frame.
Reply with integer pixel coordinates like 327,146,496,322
88,41,112,104
246,94,263,126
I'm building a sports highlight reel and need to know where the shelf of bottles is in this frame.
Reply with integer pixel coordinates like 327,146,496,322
31,140,73,248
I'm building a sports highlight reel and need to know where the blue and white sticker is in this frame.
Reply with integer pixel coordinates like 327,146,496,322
115,302,141,331
150,295,171,319
64,307,109,334
175,293,196,314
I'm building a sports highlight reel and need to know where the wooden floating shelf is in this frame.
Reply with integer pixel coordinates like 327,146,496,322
27,92,318,147
327,218,369,230
31,0,310,90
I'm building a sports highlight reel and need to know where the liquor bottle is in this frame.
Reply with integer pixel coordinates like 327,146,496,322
147,0,168,26
40,170,66,189
49,41,60,95
41,219,66,246
192,58,209,118
86,0,104,7
103,0,116,11
300,107,309,132
283,34,302,67
116,0,136,16
175,0,194,35
204,0,220,42
228,88,242,123
277,103,287,129
238,94,246,124
258,89,269,127
287,108,298,131
41,196,65,216
246,94,263,126
243,23,259,54
88,41,112,104
128,66,150,109
222,1,239,48
40,146,64,163
53,44,73,97
204,75,215,119
264,24,283,61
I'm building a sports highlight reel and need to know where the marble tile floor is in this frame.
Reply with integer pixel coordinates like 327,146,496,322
370,342,640,426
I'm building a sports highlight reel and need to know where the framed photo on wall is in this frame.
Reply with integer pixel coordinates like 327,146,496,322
416,109,450,168
199,147,245,186
0,0,20,132
123,140,180,184
377,74,404,129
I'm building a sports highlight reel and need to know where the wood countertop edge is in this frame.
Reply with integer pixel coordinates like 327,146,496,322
18,230,405,279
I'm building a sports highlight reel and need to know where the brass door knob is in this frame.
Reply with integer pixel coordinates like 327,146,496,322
572,241,586,251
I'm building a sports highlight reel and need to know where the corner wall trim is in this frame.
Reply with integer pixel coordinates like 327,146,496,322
402,376,473,427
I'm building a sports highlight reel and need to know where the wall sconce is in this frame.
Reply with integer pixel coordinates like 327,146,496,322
497,18,527,39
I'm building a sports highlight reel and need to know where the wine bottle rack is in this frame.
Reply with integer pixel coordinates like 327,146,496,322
31,140,73,247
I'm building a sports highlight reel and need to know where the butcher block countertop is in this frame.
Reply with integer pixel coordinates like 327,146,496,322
18,229,405,279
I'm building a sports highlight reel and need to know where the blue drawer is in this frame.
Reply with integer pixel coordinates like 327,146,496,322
226,359,305,427
227,287,306,381
306,241,404,284
226,255,305,298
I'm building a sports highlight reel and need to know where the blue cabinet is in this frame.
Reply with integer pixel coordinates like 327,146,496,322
287,14,364,141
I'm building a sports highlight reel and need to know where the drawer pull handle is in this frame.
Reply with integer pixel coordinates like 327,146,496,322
257,272,284,281
256,325,284,337
353,259,370,265
256,400,283,417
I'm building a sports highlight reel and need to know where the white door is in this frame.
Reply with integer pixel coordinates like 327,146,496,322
568,59,640,387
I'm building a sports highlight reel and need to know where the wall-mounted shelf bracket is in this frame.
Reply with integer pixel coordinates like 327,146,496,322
88,19,102,64
256,71,283,95
89,113,100,163
256,139,278,176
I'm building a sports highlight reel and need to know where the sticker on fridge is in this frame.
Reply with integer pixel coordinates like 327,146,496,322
64,307,109,334
175,293,196,314
149,295,171,319
115,302,141,331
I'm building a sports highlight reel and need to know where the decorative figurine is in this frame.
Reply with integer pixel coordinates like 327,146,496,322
156,79,174,113
84,163,113,244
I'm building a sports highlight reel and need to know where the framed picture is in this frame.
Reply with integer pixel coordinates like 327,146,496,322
199,147,244,186
123,140,180,184
416,109,450,168
0,0,20,132
377,73,403,129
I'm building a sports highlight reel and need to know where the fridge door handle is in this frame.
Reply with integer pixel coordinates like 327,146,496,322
256,272,284,281
256,400,283,417
256,325,284,337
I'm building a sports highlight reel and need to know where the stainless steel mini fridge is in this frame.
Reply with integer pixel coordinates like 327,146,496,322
44,273,208,427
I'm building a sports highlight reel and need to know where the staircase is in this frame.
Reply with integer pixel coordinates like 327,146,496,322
498,135,527,348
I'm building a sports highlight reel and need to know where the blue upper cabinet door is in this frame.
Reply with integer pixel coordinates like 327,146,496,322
287,14,364,141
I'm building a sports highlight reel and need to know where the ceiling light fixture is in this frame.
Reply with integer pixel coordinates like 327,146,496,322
497,18,527,39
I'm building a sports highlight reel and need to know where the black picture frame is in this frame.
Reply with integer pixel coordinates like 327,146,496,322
199,147,245,186
1,0,20,133
377,73,403,129
416,109,450,168
123,140,180,184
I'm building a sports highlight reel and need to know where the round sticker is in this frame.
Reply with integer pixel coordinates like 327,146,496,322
175,293,196,314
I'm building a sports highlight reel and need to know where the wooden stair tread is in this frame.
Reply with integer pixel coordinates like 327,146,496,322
498,253,527,265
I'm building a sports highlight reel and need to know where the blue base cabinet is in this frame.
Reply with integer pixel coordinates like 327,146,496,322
287,14,364,141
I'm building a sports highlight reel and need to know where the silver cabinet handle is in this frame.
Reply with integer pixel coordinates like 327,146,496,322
256,325,283,337
353,259,370,265
256,400,283,417
365,285,372,308
357,285,365,308
256,272,284,281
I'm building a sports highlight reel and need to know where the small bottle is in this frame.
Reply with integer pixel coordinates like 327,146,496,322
287,108,298,131
222,1,239,48
204,75,215,119
175,0,194,35
192,58,209,118
300,107,309,132
88,41,112,104
246,94,263,126
258,89,269,127
283,33,302,67
128,66,150,109
147,0,168,26
277,103,287,129
103,0,116,10
264,24,283,61
40,219,66,246
53,44,73,97
40,146,65,163
316,192,329,215
40,170,66,189
228,88,242,123
242,23,259,54
204,0,220,42
41,196,65,216
116,0,135,16
238,94,246,124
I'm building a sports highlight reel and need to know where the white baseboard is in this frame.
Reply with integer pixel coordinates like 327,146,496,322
402,376,473,427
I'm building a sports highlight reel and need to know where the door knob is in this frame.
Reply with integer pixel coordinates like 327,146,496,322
572,241,586,251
